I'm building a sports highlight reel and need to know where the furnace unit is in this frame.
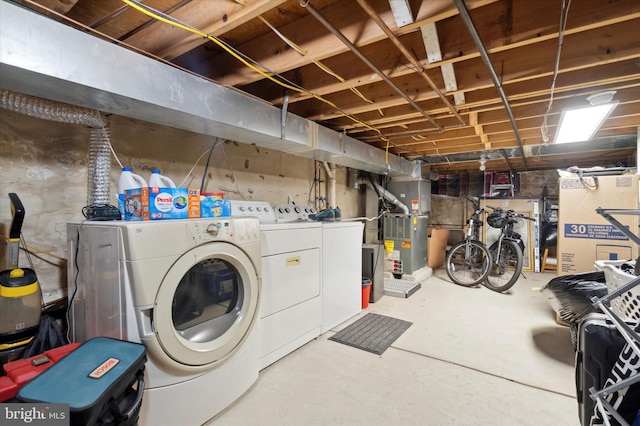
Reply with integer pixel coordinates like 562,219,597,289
383,214,429,276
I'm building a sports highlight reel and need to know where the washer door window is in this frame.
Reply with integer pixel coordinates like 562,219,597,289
172,258,241,342
154,243,259,368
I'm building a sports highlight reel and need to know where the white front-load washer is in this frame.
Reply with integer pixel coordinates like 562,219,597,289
67,217,261,426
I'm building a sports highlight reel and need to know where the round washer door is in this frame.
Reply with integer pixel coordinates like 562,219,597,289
152,242,259,369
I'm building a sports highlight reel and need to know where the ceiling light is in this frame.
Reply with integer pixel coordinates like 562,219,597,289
586,90,616,106
555,94,618,144
479,158,486,171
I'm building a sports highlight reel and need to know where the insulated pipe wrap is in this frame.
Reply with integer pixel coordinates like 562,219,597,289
0,89,111,205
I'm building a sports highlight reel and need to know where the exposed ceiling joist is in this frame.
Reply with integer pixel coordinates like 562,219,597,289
4,0,637,174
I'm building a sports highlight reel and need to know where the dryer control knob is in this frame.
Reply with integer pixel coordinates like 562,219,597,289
206,223,219,236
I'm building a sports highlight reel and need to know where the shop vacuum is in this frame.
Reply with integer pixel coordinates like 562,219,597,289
0,193,42,364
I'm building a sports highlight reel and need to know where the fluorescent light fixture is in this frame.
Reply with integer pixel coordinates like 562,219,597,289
555,101,618,144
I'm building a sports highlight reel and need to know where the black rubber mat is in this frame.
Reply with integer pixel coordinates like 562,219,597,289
328,313,412,355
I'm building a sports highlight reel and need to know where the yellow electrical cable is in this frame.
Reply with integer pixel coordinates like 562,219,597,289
257,15,307,56
120,0,388,141
239,0,372,107
313,60,345,82
385,139,390,164
349,87,374,104
245,3,379,113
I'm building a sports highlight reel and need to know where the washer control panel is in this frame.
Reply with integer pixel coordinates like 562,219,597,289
274,205,317,222
228,200,276,222
185,217,260,244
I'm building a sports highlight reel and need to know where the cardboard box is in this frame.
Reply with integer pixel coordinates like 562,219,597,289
200,196,231,218
427,228,449,269
124,187,200,220
558,175,639,275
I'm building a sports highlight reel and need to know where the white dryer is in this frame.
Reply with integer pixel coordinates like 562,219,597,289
229,201,322,370
67,217,261,426
321,221,364,333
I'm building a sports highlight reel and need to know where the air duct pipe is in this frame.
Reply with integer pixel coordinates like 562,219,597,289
359,177,409,215
322,162,337,209
1,89,111,205
347,168,360,190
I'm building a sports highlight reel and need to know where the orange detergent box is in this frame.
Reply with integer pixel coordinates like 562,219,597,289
124,187,200,220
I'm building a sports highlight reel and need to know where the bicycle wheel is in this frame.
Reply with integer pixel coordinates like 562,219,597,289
484,240,523,292
445,240,492,287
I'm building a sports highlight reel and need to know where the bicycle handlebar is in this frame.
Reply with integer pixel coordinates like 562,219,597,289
486,205,535,221
466,199,535,221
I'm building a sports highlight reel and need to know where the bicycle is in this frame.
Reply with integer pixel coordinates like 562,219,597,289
445,195,492,287
484,206,535,292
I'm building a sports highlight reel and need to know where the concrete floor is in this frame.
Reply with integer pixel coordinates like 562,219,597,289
210,270,579,426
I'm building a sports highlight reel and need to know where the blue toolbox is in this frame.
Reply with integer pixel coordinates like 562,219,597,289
17,337,146,426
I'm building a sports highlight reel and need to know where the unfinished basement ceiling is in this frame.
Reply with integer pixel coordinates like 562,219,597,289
6,0,640,174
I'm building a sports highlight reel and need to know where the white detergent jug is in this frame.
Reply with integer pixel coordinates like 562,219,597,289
149,170,176,188
118,167,148,219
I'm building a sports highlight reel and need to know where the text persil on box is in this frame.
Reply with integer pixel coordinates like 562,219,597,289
124,187,200,220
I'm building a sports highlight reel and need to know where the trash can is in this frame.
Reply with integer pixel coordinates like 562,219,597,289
361,277,372,309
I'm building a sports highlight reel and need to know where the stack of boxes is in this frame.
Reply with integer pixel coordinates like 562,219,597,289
123,188,230,221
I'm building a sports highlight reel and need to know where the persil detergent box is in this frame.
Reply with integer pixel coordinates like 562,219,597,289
200,196,231,218
124,187,200,220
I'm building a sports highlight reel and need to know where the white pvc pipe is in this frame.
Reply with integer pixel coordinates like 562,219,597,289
323,162,337,209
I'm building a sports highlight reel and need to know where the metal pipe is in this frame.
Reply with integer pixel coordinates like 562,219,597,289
322,162,337,209
359,177,409,215
453,0,528,170
301,0,443,133
0,88,112,205
355,0,465,126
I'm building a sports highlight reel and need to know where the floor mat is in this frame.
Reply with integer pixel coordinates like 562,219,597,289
329,313,412,355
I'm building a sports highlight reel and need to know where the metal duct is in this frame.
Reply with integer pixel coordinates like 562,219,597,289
419,135,637,166
0,89,111,205
0,2,414,178
347,168,360,190
360,178,409,215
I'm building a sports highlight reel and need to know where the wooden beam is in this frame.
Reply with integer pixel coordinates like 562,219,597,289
122,0,288,60
205,0,496,87
243,0,639,105
289,22,640,122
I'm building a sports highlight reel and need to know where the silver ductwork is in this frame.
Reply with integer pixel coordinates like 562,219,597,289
347,168,360,190
0,1,414,178
1,89,111,205
359,177,409,215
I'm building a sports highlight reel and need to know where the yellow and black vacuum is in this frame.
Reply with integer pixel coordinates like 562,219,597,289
0,193,42,361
